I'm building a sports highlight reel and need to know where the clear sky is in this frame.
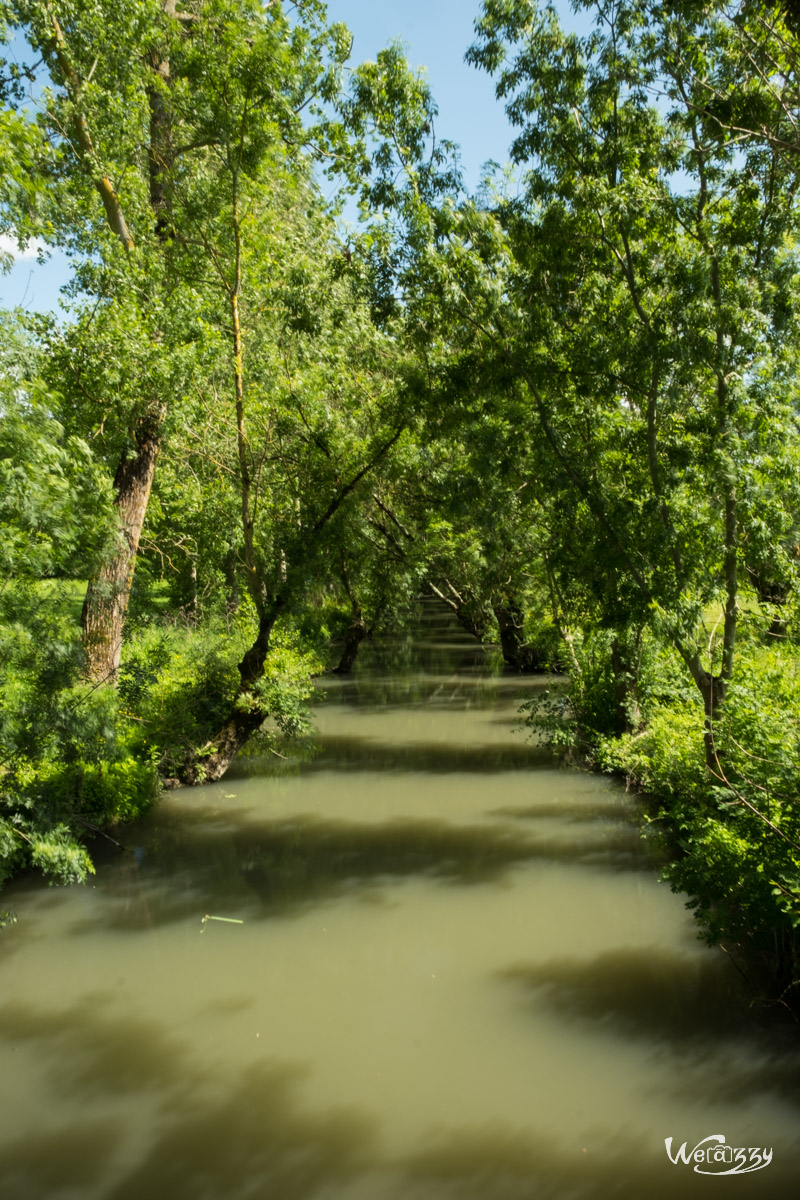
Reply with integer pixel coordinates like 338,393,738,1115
0,0,584,314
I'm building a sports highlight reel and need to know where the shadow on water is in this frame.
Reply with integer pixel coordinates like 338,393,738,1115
396,1125,664,1200
489,799,640,823
0,999,378,1200
1,987,796,1200
103,1063,377,1200
71,808,656,934
224,732,561,782
2,981,795,1200
4,994,748,1200
499,949,800,1106
0,998,194,1099
393,1123,798,1200
290,733,558,776
321,671,554,714
0,1117,125,1200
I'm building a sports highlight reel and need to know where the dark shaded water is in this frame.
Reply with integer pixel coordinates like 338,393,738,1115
1,607,799,1198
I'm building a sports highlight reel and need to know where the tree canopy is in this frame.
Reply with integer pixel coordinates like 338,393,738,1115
3,0,800,998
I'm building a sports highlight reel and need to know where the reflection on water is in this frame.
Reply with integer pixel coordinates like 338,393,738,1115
1,604,799,1199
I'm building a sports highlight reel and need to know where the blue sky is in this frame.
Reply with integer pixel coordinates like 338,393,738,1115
0,1,585,314
327,0,517,195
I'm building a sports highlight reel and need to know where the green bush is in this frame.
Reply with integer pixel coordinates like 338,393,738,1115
596,640,800,984
36,758,160,826
118,614,323,774
118,622,244,775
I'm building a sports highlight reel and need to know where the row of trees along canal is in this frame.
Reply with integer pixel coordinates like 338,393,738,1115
3,0,800,1006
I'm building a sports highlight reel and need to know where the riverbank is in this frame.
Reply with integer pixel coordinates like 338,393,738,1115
525,627,800,1015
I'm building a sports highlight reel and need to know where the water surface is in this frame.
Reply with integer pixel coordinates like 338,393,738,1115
1,609,799,1198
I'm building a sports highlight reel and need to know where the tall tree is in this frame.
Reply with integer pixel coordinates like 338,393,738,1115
6,0,351,682
11,0,172,679
418,0,800,763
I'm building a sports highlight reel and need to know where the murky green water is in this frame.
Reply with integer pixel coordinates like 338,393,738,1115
1,608,799,1198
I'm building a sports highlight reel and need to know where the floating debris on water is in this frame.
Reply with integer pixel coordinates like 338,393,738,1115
201,914,244,931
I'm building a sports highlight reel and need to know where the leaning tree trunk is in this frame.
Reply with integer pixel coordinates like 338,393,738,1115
179,600,284,784
492,598,524,667
427,581,491,643
81,407,162,682
492,596,544,672
332,612,367,674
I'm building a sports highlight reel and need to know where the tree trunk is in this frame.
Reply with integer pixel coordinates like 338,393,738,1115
179,705,271,785
187,559,198,620
696,669,727,773
609,633,641,734
178,599,284,784
455,601,491,643
492,597,543,671
427,581,491,642
750,572,789,639
81,406,162,682
332,614,367,674
73,2,177,680
492,598,523,667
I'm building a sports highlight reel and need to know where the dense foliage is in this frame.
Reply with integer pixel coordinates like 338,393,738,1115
2,0,800,1001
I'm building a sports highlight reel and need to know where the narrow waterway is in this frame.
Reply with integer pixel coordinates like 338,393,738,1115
1,607,799,1199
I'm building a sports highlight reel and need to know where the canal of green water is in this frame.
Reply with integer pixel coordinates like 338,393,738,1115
1,607,799,1198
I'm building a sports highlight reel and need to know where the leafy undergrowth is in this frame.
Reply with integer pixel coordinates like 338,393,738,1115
526,629,800,1003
